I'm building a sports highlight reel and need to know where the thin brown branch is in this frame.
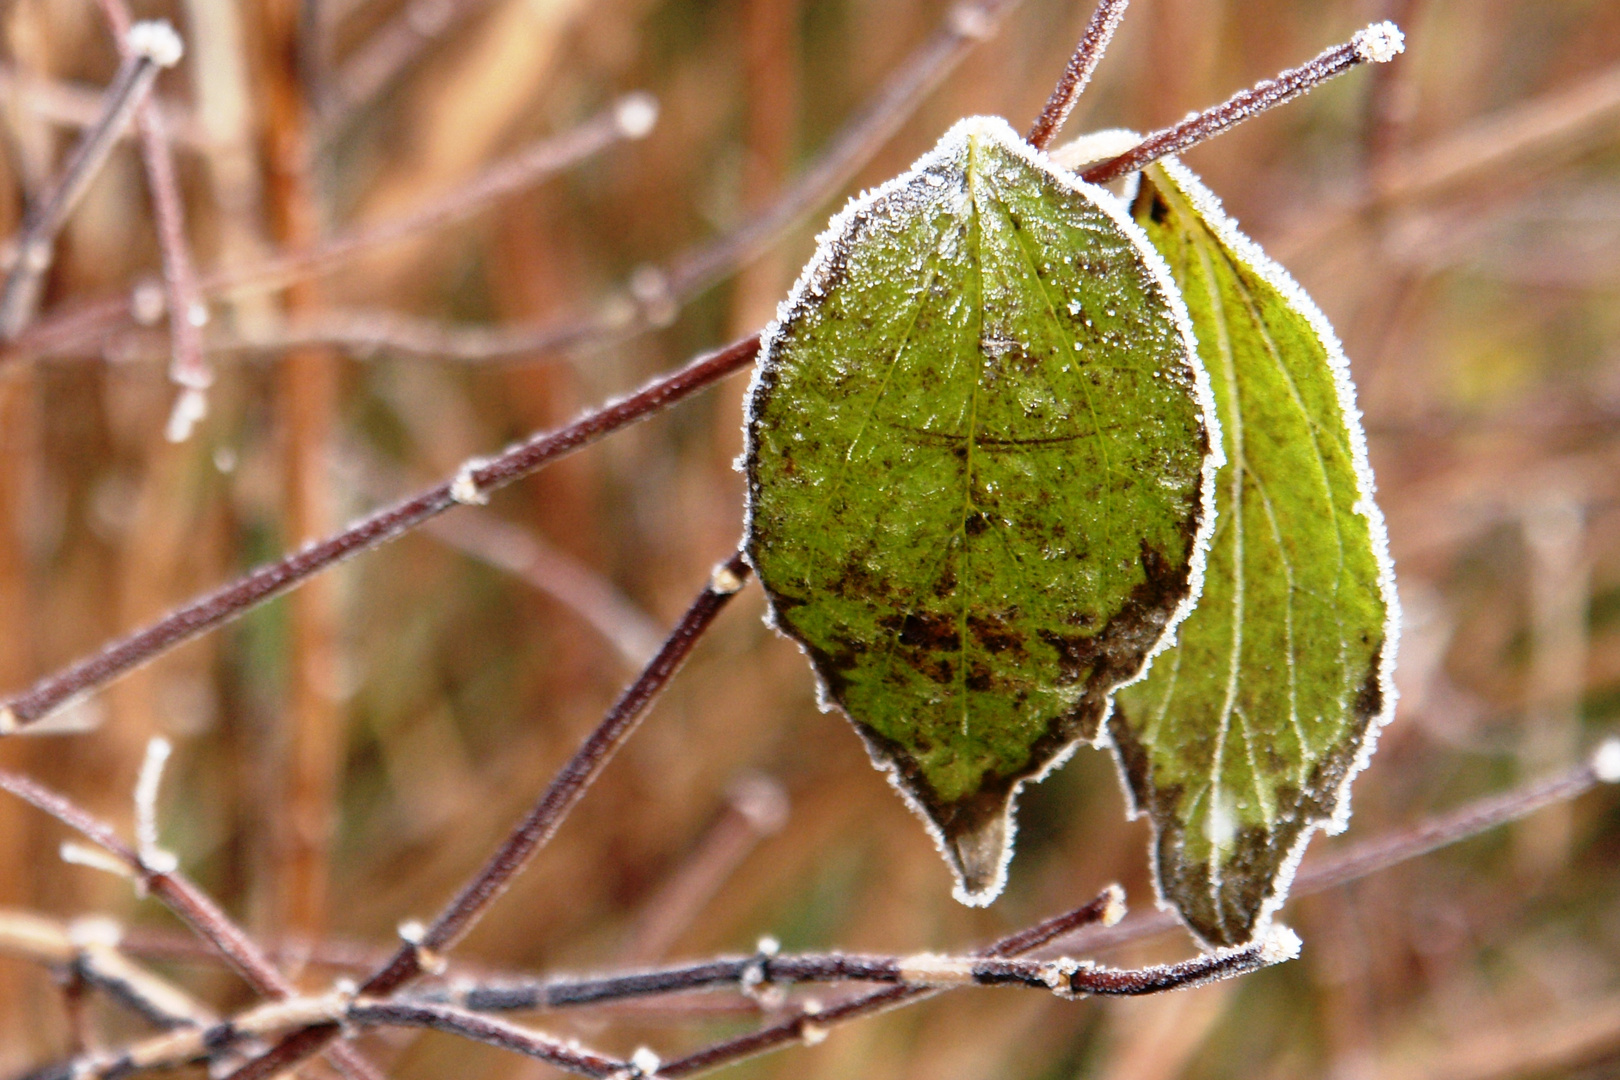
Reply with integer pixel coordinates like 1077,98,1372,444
222,551,755,1079
361,550,753,991
0,23,179,338
1082,21,1405,185
0,333,760,733
1025,0,1130,150
662,0,1026,303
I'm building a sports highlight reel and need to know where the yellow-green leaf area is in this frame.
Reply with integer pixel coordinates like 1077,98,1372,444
1114,161,1395,947
745,118,1213,903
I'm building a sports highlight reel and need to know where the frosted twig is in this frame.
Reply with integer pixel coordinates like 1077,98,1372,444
1083,22,1405,185
1025,0,1131,150
0,23,178,338
216,96,655,300
654,887,1125,1078
0,768,386,1080
0,333,760,734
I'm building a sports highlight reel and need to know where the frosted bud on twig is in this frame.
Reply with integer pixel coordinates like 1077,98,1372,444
614,93,660,140
127,21,184,68
1591,738,1620,783
630,1047,662,1077
1257,924,1303,965
1099,882,1127,927
947,3,994,40
164,387,209,444
451,460,491,506
1351,21,1404,64
710,561,746,595
135,737,171,857
398,918,448,974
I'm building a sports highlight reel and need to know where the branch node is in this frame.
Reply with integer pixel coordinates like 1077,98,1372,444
1351,21,1405,65
135,736,171,859
1041,957,1087,999
710,561,747,595
1592,738,1620,783
164,387,210,443
630,1046,662,1078
614,93,660,140
126,21,184,68
741,936,785,1006
66,915,124,950
131,280,167,325
451,460,492,506
798,999,827,1045
397,919,448,975
1258,924,1303,965
1098,883,1127,926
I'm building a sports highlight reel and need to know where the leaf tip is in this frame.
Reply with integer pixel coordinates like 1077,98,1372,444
943,811,1015,907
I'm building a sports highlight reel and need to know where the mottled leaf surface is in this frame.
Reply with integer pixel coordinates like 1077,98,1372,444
745,117,1216,904
1113,160,1398,947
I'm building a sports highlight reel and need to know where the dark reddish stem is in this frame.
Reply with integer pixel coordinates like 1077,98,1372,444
1081,24,1403,185
0,334,759,734
1025,0,1130,151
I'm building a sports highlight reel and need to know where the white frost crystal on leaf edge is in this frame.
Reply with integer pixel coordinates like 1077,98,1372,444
740,115,1225,910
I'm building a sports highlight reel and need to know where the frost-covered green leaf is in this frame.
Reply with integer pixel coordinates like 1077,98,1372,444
744,117,1218,905
1112,158,1398,947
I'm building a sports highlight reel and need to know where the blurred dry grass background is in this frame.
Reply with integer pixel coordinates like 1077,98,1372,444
0,0,1619,1076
